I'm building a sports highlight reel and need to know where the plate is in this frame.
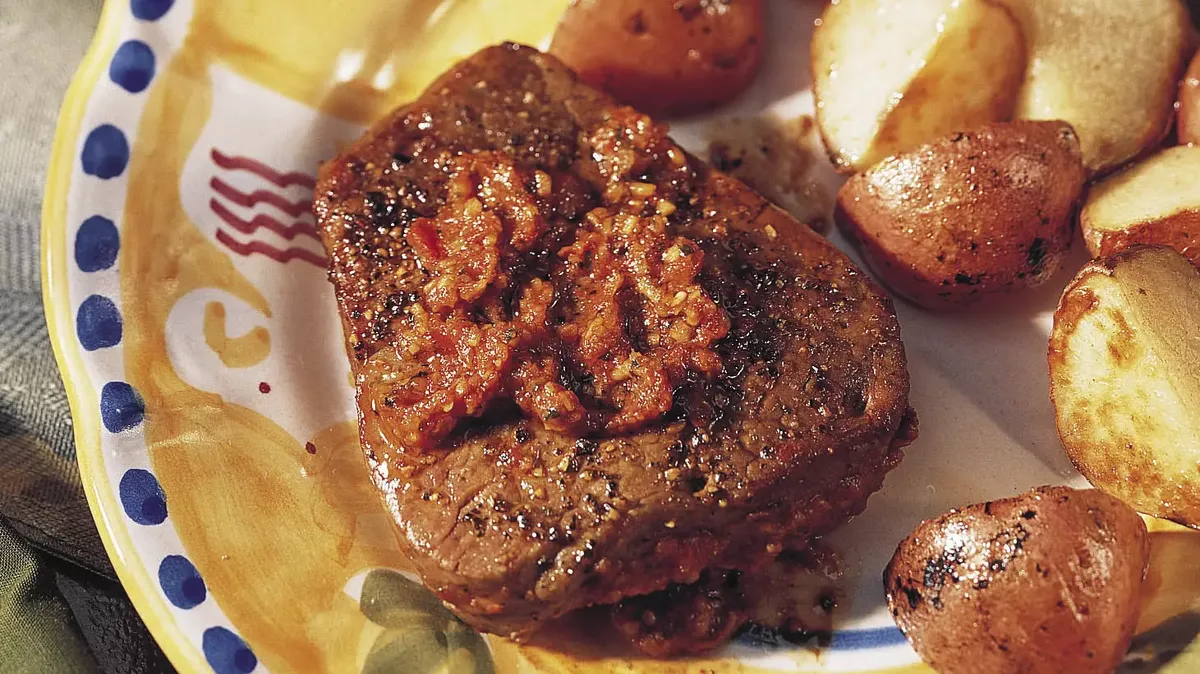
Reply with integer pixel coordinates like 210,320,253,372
42,0,1200,672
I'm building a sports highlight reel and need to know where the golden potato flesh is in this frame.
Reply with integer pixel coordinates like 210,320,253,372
1004,0,1191,174
549,0,763,117
1178,50,1200,146
1050,246,1200,527
1080,146,1200,266
836,121,1084,309
811,0,1025,173
885,486,1149,674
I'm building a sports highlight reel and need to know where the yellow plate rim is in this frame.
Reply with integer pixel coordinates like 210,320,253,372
40,1,210,671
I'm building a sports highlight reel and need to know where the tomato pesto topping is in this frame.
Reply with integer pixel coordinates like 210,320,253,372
362,109,730,452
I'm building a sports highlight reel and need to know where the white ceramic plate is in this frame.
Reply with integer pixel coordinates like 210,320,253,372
43,1,1199,672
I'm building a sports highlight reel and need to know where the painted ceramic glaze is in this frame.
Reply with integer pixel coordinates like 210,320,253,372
42,1,1200,672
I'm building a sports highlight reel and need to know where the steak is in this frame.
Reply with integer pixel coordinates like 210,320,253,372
314,43,915,644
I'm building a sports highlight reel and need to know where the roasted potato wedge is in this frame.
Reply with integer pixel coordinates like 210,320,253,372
1137,518,1200,635
1080,146,1200,265
885,486,1149,674
1005,0,1191,174
549,0,763,117
836,121,1083,308
1050,246,1200,527
1179,50,1200,146
811,0,1025,173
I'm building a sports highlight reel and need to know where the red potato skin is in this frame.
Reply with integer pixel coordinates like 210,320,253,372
1179,50,1200,146
549,0,764,117
885,486,1149,674
836,121,1085,309
1089,213,1200,267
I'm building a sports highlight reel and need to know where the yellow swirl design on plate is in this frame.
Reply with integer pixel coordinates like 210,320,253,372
202,301,272,368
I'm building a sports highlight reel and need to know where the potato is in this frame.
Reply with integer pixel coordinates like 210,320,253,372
836,121,1084,309
811,0,1026,173
885,486,1149,674
1049,246,1200,527
1179,50,1200,146
1004,0,1191,174
1080,146,1200,266
548,0,763,117
1137,518,1200,635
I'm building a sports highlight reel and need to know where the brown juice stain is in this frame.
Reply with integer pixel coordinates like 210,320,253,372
489,608,788,674
203,301,271,368
706,115,832,233
119,1,564,672
744,546,841,635
301,422,403,565
488,546,929,674
490,615,933,674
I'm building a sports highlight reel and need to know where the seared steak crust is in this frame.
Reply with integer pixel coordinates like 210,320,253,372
314,43,915,639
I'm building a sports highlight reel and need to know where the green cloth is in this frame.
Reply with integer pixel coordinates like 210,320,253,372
0,519,98,674
0,0,110,580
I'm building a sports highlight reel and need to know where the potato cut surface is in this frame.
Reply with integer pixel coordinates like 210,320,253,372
812,0,1024,173
1006,0,1190,174
1081,146,1200,264
1050,247,1200,527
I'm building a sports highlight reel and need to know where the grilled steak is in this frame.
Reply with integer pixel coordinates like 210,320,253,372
314,43,915,644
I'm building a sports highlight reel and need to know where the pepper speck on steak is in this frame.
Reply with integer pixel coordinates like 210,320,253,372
314,43,915,646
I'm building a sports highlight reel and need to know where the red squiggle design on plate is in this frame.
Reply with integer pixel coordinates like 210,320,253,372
210,199,320,242
211,177,313,218
216,229,327,268
211,149,316,189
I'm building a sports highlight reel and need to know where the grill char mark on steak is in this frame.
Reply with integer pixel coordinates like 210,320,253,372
314,43,915,644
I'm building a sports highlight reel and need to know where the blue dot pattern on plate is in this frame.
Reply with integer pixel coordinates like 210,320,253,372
131,0,174,21
203,627,258,674
81,125,129,179
158,555,206,609
118,468,167,525
100,381,145,433
109,40,155,93
76,295,123,351
75,216,120,272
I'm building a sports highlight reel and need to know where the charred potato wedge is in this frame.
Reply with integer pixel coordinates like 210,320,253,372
886,486,1149,674
1050,246,1200,527
811,0,1025,173
549,0,763,117
1080,146,1200,266
836,121,1084,309
1005,0,1191,174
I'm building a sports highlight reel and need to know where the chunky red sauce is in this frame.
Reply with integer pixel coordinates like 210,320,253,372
367,109,730,452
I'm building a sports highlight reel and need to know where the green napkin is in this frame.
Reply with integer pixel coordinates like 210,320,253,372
0,518,98,674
